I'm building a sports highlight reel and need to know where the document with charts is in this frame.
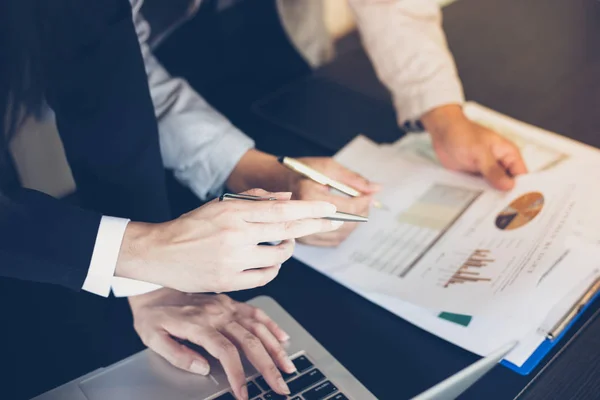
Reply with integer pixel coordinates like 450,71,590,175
294,103,600,367
295,101,597,321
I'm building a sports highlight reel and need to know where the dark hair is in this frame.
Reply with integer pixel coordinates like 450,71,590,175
0,0,50,190
0,0,46,159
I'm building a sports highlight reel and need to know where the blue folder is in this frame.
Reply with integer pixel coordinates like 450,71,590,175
500,290,600,375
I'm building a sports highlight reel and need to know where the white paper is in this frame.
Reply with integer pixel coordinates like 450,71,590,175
293,103,600,367
300,140,586,318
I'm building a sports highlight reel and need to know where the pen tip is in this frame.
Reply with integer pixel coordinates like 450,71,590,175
277,156,285,163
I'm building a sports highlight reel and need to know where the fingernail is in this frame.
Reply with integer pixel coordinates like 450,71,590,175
240,384,249,400
285,357,296,372
278,377,291,394
280,331,291,341
190,360,209,375
323,202,337,215
369,182,382,191
331,220,344,229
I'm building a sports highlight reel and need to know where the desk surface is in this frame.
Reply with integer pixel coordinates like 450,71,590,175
242,0,600,399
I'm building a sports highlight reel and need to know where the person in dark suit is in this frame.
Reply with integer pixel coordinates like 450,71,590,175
0,0,347,292
0,1,344,398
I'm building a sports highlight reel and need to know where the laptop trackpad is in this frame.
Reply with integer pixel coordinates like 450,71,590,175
78,350,250,400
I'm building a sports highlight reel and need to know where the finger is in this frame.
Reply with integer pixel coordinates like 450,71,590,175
477,150,515,191
221,321,290,396
239,317,296,374
326,221,359,242
328,163,381,193
297,228,354,247
296,217,358,246
291,190,368,246
147,332,210,375
240,189,293,201
240,200,337,223
206,189,289,205
493,142,528,177
232,265,282,291
326,191,372,213
252,218,345,243
241,239,295,270
304,184,373,214
185,328,248,400
298,234,340,247
235,304,290,342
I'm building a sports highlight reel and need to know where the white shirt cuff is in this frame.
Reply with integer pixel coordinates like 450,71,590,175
82,217,164,298
111,276,162,297
81,216,130,297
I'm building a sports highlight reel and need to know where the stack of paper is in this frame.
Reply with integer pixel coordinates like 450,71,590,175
293,102,600,372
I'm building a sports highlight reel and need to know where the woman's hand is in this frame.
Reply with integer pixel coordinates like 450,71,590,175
285,157,380,246
115,189,342,293
129,289,295,400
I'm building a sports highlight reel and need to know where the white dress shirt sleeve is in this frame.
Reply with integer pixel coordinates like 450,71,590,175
81,216,130,297
349,0,465,124
133,2,255,201
111,276,162,297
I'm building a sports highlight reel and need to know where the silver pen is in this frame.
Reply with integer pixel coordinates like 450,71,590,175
219,193,368,222
278,156,387,210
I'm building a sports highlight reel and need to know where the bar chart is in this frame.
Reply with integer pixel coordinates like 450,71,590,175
443,249,494,288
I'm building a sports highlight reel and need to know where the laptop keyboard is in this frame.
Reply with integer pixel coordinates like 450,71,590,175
214,355,349,400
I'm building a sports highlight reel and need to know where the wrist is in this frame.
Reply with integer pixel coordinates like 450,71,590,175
114,221,159,282
420,104,469,139
127,286,168,308
226,149,295,193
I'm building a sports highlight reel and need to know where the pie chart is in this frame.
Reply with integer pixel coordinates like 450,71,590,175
495,192,544,230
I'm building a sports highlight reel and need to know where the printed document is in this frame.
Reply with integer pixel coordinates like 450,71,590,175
293,102,600,366
297,136,587,318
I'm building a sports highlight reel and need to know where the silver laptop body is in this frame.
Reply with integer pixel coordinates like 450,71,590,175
33,296,514,400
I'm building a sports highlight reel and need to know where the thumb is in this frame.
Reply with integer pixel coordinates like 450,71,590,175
332,164,381,194
478,150,515,190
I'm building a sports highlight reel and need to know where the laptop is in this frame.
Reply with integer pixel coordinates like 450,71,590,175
32,296,515,400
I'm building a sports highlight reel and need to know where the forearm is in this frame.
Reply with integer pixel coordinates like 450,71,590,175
226,149,295,194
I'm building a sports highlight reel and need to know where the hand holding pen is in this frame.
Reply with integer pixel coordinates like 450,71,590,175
275,156,382,246
117,189,344,294
279,157,386,209
221,193,368,222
